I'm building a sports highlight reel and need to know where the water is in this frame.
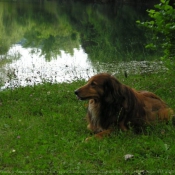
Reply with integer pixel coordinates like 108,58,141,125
1,44,96,89
0,1,164,89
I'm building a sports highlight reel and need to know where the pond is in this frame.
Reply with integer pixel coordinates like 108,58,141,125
0,0,165,89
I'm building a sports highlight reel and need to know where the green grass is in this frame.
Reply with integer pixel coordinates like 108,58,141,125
0,72,175,174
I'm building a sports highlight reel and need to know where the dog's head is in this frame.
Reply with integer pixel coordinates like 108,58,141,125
74,73,123,102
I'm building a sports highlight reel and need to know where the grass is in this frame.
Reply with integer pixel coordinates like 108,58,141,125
0,72,175,174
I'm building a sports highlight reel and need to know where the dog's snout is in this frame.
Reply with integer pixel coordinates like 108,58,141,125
74,90,79,95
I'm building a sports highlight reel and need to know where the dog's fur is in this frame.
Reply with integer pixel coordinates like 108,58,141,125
75,73,174,140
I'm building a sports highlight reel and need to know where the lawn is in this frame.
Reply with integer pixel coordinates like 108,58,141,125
0,72,175,174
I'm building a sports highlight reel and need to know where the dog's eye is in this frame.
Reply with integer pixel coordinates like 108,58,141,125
90,81,97,87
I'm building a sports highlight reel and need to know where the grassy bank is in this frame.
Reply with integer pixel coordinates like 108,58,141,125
0,72,175,174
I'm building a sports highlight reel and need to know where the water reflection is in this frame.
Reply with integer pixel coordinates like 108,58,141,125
0,1,160,61
1,45,96,89
0,1,164,89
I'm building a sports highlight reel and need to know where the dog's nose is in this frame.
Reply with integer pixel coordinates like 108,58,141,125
74,90,79,95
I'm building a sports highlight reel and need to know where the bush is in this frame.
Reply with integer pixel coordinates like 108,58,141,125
137,0,175,63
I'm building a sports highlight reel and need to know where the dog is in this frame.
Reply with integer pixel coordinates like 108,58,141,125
74,73,174,140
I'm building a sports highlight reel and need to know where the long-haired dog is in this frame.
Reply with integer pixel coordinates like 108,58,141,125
75,73,174,140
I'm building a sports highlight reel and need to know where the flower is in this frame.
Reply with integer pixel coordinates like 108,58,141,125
10,149,16,153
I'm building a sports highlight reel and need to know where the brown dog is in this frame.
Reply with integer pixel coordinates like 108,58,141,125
75,73,174,140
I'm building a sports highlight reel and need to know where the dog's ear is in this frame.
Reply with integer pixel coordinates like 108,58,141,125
103,76,122,103
104,76,130,109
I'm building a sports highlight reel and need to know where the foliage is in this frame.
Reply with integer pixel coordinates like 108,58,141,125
137,0,175,62
0,71,175,173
